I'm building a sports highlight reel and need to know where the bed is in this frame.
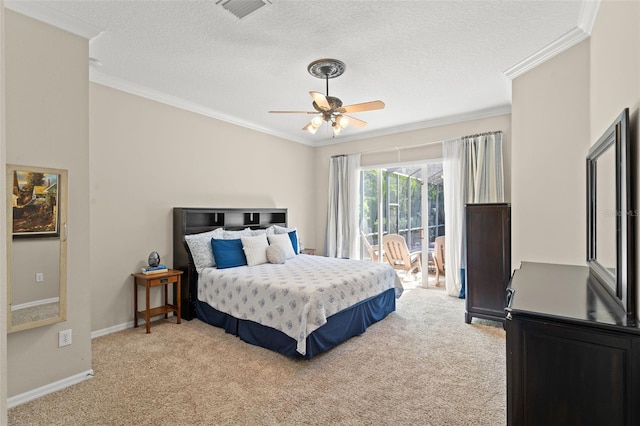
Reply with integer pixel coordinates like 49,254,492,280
173,207,403,359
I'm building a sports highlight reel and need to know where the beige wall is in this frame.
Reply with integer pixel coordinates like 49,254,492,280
3,0,640,406
11,240,60,305
589,0,640,313
511,1,640,317
1,0,7,421
89,83,315,332
313,114,512,255
511,40,590,268
5,11,91,396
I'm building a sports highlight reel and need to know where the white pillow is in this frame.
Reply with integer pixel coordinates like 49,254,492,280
273,224,295,235
266,244,286,264
268,233,296,259
241,234,269,266
184,228,224,272
223,228,253,239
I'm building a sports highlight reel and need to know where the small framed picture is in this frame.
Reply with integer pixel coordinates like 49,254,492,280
8,164,67,238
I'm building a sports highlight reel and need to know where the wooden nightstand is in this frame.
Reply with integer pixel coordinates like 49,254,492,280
300,248,316,255
132,269,183,333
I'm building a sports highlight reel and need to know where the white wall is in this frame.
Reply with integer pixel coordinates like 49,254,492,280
313,114,512,255
89,83,316,332
511,40,590,268
5,10,91,397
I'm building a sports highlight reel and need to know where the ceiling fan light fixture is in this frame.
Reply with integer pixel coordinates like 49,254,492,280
336,114,349,129
311,116,323,127
304,122,319,134
269,58,384,137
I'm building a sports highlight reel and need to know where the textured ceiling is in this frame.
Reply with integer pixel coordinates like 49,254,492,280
13,1,593,146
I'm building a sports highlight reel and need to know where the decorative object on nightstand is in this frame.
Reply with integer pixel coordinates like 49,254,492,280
131,269,183,334
148,251,161,267
141,264,168,274
142,251,167,274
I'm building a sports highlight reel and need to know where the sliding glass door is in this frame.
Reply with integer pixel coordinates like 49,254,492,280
359,162,444,283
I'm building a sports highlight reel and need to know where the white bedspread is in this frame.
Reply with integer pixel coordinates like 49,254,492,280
198,255,403,355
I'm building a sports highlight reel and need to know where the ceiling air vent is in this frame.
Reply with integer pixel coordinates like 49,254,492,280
216,0,271,20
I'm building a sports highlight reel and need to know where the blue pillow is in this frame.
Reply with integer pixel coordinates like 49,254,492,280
211,238,247,269
288,230,299,254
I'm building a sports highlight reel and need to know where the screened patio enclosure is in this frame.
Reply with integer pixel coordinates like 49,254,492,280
359,164,444,270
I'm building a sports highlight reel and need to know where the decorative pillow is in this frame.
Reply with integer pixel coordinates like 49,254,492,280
288,230,300,254
211,238,247,269
266,244,287,264
273,225,299,254
223,228,253,239
184,228,224,272
273,225,295,235
267,233,296,259
241,234,269,266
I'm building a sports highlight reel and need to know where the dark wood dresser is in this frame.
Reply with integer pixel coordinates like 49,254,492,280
506,262,640,426
465,203,511,323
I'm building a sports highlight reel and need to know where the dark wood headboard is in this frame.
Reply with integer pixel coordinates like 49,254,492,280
172,207,288,320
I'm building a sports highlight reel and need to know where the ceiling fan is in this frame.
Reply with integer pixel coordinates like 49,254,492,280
269,59,385,136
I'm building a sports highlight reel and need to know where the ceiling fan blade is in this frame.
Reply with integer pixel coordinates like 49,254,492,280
310,91,331,111
268,110,317,114
338,100,385,113
343,114,367,128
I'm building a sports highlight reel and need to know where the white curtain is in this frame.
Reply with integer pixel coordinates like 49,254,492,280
442,133,504,297
326,154,361,258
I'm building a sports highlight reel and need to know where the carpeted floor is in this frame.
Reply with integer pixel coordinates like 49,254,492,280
8,287,506,425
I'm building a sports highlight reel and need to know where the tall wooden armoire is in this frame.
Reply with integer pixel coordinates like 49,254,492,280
465,203,511,323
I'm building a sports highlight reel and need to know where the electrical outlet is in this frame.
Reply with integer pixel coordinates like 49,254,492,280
59,329,72,347
35,272,44,282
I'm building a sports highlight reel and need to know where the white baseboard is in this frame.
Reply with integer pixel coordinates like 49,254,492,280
91,313,175,339
7,369,94,408
11,297,59,311
9,316,176,408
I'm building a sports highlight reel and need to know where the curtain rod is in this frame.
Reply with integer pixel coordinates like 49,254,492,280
462,130,502,139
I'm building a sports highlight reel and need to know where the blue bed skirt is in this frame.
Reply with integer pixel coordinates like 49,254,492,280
196,287,397,359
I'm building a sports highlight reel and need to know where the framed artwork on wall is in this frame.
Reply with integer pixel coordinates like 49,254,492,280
8,165,66,238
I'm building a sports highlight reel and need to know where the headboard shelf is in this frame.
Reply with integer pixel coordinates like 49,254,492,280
172,207,288,319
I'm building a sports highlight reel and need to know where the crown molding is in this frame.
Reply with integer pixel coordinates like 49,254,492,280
89,71,315,146
504,27,589,80
92,70,511,149
504,0,600,80
578,0,600,34
5,0,104,40
314,104,513,147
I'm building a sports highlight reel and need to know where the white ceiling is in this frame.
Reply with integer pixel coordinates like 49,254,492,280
7,0,597,146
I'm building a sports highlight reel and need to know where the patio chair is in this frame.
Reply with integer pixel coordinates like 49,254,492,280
382,234,422,279
433,236,445,285
361,231,381,262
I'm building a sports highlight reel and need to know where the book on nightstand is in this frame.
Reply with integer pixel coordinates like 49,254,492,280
141,264,168,274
